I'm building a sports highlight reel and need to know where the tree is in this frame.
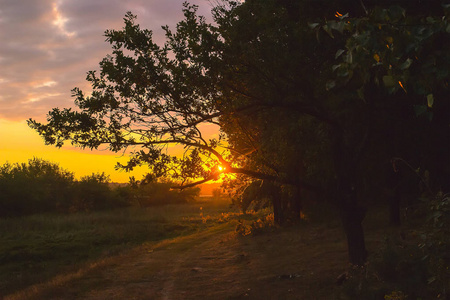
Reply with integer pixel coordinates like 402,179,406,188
28,5,290,186
28,1,449,266
71,172,115,211
310,2,449,262
0,158,75,216
28,2,319,219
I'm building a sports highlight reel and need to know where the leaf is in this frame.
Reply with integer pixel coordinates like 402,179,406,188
330,20,345,33
357,87,365,100
308,23,320,30
332,64,341,72
337,67,349,77
400,58,413,70
345,51,353,64
388,6,405,21
382,75,396,87
326,80,336,90
335,49,345,59
373,53,380,62
427,94,434,108
426,16,435,24
413,105,427,116
398,81,407,93
322,24,334,38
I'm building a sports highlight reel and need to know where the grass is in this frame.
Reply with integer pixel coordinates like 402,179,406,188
0,198,249,297
3,198,417,299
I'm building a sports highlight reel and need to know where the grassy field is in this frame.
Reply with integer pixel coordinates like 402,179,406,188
3,198,431,299
0,198,259,297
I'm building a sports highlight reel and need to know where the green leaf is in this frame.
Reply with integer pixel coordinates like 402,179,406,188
337,67,349,77
335,49,345,59
332,64,341,72
388,6,405,21
382,75,396,87
330,20,345,33
413,105,427,116
345,51,353,64
322,24,334,38
326,80,336,90
357,88,365,100
308,23,320,30
427,94,434,108
400,58,413,70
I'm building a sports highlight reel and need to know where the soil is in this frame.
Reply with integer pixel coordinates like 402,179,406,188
7,221,357,300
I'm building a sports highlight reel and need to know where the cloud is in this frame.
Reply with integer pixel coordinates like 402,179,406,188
0,0,213,121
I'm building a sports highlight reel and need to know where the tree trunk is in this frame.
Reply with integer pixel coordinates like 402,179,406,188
272,196,284,225
333,127,368,266
387,159,401,226
289,186,302,220
389,186,401,226
340,198,367,266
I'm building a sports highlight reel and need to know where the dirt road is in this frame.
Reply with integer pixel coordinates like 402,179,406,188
8,222,349,300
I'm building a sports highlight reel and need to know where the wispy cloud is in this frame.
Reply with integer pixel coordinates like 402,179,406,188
0,0,212,121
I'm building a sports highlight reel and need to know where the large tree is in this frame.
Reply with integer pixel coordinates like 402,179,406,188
29,0,449,265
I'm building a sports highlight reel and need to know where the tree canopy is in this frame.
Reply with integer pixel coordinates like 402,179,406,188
29,0,449,265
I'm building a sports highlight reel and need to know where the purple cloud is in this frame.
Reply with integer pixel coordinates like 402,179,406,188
0,0,213,121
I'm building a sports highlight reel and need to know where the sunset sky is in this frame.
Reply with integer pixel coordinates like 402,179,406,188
0,0,214,182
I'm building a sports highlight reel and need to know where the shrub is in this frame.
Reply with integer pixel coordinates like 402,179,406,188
236,213,275,236
340,192,450,299
132,179,200,207
0,158,75,216
0,159,130,216
71,173,117,212
419,192,450,297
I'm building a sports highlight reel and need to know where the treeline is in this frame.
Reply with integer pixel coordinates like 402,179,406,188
0,158,199,217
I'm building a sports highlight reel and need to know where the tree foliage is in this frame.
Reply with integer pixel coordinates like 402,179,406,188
0,158,75,216
28,1,449,266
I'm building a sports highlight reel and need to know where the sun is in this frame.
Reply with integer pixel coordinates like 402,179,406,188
217,165,226,172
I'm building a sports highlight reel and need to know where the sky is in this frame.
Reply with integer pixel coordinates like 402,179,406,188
0,0,215,182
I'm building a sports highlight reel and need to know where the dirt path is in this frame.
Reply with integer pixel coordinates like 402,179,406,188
8,221,351,300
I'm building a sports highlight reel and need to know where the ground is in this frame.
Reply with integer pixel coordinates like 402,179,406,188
6,217,357,300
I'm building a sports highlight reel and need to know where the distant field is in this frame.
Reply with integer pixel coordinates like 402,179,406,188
0,198,251,297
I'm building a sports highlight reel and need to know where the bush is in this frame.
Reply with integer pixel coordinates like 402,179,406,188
0,159,131,216
419,192,450,297
132,180,200,207
71,173,123,212
236,213,275,236
340,193,450,299
0,158,75,216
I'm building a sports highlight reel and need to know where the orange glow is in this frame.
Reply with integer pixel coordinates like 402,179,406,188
1,120,222,184
398,81,407,93
335,11,343,17
0,119,147,182
373,53,380,62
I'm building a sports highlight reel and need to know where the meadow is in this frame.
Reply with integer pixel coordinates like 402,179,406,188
2,196,448,299
0,198,255,297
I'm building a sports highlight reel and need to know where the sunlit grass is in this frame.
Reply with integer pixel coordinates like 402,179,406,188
0,199,253,297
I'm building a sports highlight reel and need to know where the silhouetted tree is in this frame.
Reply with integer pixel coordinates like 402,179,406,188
28,1,449,265
0,158,75,216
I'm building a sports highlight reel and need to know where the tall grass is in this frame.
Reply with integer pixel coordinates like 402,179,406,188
0,199,240,297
